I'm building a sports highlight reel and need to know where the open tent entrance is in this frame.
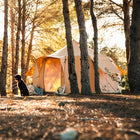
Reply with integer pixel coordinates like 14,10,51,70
44,58,62,92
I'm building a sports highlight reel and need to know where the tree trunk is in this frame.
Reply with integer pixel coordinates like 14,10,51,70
14,0,21,94
90,0,101,94
26,22,35,73
123,0,131,64
74,0,92,95
128,0,140,94
21,0,26,82
26,3,38,73
10,0,16,94
62,0,79,94
0,0,8,96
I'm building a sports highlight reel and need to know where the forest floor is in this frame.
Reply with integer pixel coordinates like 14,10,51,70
0,93,140,140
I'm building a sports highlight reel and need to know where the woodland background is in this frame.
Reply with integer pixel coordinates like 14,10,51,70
0,0,140,139
0,0,131,95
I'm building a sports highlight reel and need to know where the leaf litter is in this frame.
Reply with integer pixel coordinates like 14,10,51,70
0,93,140,140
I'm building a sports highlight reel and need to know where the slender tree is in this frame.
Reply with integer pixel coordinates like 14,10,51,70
21,0,26,82
90,0,101,94
25,2,38,74
10,0,16,94
123,0,131,64
0,0,8,96
128,0,140,94
62,0,79,94
74,0,92,95
14,0,21,94
26,21,35,73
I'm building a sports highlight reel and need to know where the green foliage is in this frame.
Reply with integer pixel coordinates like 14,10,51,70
121,75,129,93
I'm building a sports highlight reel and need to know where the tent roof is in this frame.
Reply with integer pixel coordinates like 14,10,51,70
49,40,81,58
49,40,122,74
25,40,126,76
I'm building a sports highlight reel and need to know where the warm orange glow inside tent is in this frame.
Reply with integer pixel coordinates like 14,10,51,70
44,58,61,92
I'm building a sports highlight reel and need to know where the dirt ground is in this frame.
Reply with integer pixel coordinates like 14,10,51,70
0,93,140,140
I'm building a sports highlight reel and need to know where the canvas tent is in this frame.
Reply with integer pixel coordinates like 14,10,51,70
25,40,126,93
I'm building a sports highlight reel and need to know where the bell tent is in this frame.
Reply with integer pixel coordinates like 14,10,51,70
25,40,126,93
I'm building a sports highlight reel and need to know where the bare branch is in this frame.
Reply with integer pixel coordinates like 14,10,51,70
111,4,124,21
109,0,123,9
128,0,132,4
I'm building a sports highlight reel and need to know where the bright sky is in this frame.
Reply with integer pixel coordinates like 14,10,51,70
85,19,125,49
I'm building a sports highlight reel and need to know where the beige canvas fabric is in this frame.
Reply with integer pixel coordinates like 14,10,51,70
33,63,40,88
49,40,121,74
26,40,124,93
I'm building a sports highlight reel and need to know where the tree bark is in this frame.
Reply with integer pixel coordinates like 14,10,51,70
26,2,38,73
26,21,35,73
128,0,140,94
74,0,92,95
14,0,21,94
0,0,8,96
90,0,101,94
123,0,131,64
10,0,16,94
62,0,79,94
21,0,26,82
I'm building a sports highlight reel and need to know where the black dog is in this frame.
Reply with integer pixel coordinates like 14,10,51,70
15,75,29,97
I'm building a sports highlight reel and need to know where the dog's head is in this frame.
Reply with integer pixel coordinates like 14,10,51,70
15,75,21,81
